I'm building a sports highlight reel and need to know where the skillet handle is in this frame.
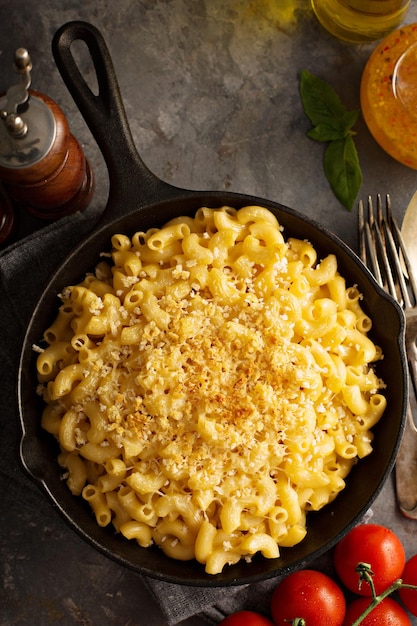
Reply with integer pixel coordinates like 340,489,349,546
52,21,177,218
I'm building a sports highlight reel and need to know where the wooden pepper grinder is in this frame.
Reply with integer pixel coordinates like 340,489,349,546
0,47,94,221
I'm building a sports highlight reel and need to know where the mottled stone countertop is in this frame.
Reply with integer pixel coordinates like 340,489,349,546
1,1,417,625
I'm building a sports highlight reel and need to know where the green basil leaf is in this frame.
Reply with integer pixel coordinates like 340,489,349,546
323,136,362,212
342,109,360,131
300,69,362,210
308,121,351,142
300,69,358,136
307,110,359,141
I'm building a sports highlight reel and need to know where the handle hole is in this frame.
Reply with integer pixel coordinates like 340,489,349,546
70,39,99,97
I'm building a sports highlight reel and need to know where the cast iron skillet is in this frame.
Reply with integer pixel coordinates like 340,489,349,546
18,21,407,586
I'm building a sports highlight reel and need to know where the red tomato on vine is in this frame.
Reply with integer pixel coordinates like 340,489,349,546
333,524,405,596
343,597,411,625
270,569,346,626
399,554,417,616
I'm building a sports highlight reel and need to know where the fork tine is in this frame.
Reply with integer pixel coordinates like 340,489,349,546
368,196,397,298
359,197,385,287
376,193,384,231
383,216,412,308
364,221,383,286
386,199,417,306
360,194,417,305
358,199,367,266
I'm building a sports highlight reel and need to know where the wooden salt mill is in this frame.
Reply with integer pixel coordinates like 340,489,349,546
0,47,94,227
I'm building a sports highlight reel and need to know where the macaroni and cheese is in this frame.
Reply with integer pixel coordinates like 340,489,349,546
35,205,386,574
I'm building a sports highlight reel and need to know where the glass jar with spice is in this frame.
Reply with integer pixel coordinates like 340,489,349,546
361,22,417,169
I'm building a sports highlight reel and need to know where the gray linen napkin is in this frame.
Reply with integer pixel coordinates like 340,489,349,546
0,213,342,625
144,576,277,625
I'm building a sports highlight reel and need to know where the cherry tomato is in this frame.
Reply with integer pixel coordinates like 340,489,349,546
270,569,346,626
333,524,405,596
218,610,274,626
342,597,411,625
399,554,417,616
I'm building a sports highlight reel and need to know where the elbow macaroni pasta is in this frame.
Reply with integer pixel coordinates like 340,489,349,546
35,205,386,575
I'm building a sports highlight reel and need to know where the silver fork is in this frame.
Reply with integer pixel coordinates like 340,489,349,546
359,194,417,519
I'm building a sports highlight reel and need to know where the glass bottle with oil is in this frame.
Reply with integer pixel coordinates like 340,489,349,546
311,0,410,43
